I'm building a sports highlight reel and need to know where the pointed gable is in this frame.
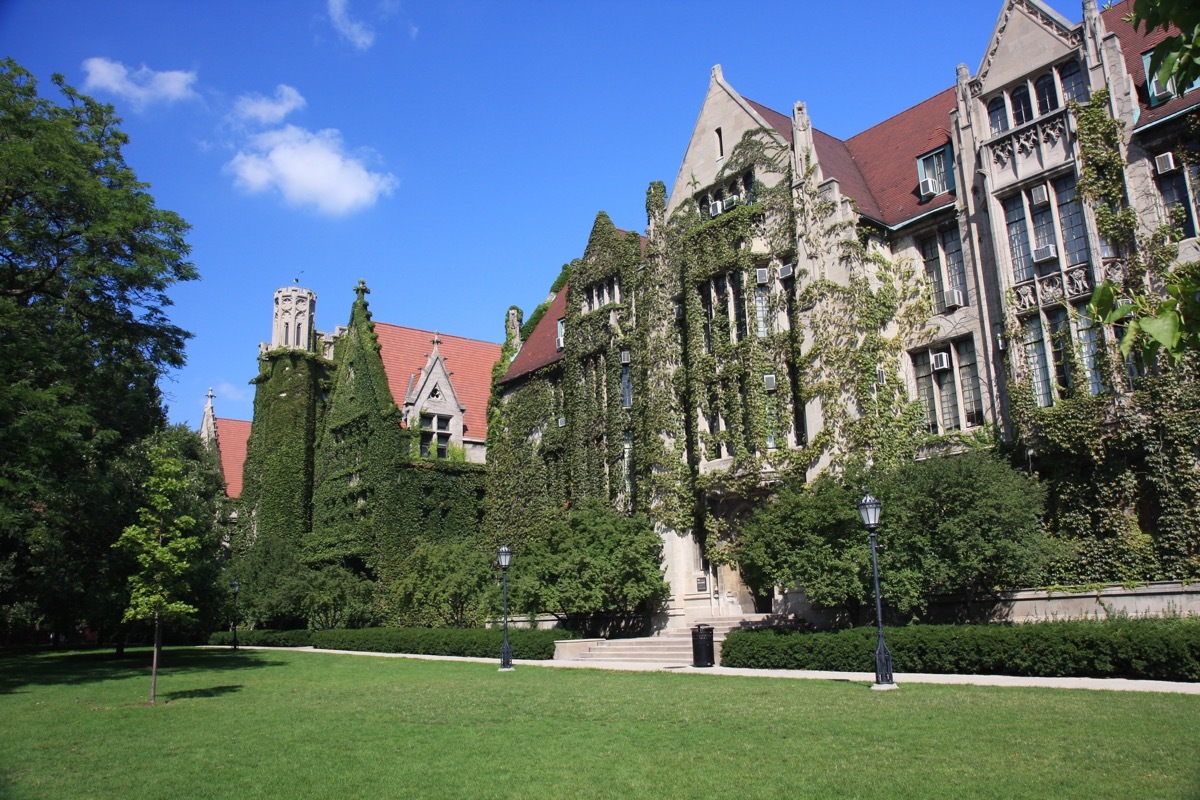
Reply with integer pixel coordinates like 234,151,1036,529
667,65,792,216
975,0,1079,96
373,323,501,442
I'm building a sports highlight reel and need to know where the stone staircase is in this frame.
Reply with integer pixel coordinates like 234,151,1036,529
567,615,770,664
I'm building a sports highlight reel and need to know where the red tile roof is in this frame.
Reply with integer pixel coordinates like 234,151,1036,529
748,88,957,229
373,323,502,442
502,287,569,384
1101,0,1200,130
213,417,252,499
844,87,958,228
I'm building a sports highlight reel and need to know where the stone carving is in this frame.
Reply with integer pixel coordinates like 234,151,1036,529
1017,128,1040,157
1041,115,1065,146
1067,267,1091,296
1015,282,1037,310
1039,274,1065,302
992,138,1014,167
1104,259,1127,285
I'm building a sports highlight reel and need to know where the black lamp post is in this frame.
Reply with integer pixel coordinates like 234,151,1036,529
230,579,240,652
857,492,897,690
497,546,513,671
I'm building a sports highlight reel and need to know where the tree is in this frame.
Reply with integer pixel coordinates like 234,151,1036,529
1128,0,1200,95
389,540,495,628
0,59,196,635
514,501,670,635
738,452,1060,623
113,438,204,705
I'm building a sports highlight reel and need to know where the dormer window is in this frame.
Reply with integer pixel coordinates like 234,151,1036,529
917,146,953,198
1144,52,1180,106
555,318,565,351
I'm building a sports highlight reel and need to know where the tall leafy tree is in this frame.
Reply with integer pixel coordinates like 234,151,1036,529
0,59,196,634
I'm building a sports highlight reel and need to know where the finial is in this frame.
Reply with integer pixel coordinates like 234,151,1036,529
354,279,370,301
431,332,442,347
205,387,216,404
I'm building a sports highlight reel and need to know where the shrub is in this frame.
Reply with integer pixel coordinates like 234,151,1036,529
310,626,578,660
720,618,1200,682
208,629,312,647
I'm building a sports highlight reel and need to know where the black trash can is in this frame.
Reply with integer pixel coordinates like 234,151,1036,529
691,624,715,668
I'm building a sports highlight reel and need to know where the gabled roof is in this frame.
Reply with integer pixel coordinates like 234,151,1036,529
373,323,502,442
213,417,252,499
1102,0,1200,130
502,287,569,384
745,99,794,146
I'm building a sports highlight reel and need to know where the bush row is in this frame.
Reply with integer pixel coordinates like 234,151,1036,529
208,629,312,647
720,618,1200,682
310,627,578,660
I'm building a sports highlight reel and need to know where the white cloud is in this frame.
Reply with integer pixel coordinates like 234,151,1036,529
328,0,375,50
233,84,306,125
225,125,396,216
81,57,197,109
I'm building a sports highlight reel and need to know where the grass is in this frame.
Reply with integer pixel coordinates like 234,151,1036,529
1,647,1198,800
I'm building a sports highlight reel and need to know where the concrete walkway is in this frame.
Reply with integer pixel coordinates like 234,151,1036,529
224,646,1200,695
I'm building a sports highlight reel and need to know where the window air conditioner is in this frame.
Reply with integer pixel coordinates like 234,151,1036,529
931,352,952,372
555,336,564,350
763,373,777,391
779,263,795,279
1030,184,1050,207
945,289,967,310
756,267,770,285
557,417,566,428
919,178,940,197
1155,152,1178,174
708,201,724,217
724,194,740,209
620,350,631,365
1032,244,1058,263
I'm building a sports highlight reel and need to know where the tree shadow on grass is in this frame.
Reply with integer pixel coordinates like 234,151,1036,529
0,648,288,696
163,684,244,702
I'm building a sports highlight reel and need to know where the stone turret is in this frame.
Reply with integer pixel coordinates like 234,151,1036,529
270,285,317,351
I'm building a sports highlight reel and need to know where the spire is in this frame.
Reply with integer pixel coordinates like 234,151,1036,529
354,279,370,302
205,387,216,408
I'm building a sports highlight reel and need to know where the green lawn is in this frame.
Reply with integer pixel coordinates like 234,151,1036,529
1,648,1197,800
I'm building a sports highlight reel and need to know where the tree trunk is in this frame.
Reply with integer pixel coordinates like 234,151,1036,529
150,612,161,705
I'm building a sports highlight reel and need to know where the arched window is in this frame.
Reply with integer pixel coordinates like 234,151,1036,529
1035,73,1059,115
1058,60,1088,103
987,96,1008,134
1011,86,1033,125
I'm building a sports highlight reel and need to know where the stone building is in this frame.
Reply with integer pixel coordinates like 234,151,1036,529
488,0,1200,628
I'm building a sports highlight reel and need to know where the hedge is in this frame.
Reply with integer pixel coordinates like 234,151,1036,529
310,627,579,660
720,618,1200,682
208,629,312,647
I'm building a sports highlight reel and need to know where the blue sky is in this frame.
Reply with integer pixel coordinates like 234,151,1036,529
0,0,1082,426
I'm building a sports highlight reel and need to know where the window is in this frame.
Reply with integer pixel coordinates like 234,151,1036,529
1154,155,1199,239
1059,60,1088,104
622,431,634,497
715,127,724,159
1011,85,1033,125
918,146,953,196
988,96,1008,135
920,227,968,312
1004,174,1090,284
1035,73,1059,116
754,285,770,337
911,339,985,433
620,356,633,409
1143,52,1177,104
764,393,778,450
1021,305,1104,407
583,277,622,312
420,413,452,458
556,318,565,350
